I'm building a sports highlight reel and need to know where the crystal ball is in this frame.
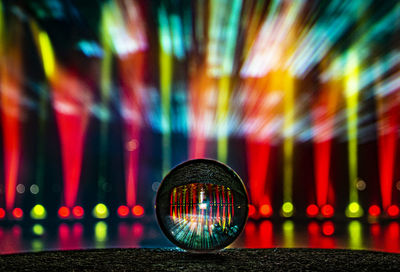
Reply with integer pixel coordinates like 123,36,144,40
155,159,248,252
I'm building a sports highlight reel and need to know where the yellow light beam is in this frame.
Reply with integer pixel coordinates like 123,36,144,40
30,21,56,81
217,76,230,163
159,7,173,176
283,71,295,204
344,50,362,216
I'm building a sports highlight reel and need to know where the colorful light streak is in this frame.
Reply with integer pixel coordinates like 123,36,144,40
112,0,147,208
344,51,363,218
188,68,214,159
159,5,173,175
97,2,114,204
247,139,271,208
32,24,92,208
52,69,92,208
312,75,339,209
210,0,242,163
0,0,400,223
0,6,23,212
375,62,398,211
282,71,295,210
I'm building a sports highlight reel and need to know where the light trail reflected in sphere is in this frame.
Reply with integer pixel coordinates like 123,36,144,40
156,159,248,252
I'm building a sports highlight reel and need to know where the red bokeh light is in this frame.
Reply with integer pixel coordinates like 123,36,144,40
322,221,335,236
368,205,381,217
387,205,399,218
58,206,70,218
0,208,5,219
306,204,319,217
118,205,130,217
132,205,144,217
12,208,23,219
248,204,256,218
72,206,84,218
321,204,334,218
259,204,272,217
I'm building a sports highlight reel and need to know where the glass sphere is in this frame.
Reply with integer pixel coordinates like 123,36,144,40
155,159,248,252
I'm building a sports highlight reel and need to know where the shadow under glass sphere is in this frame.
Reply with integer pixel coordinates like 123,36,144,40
155,159,249,252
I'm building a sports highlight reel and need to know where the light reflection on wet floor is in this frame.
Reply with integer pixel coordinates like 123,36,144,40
0,219,399,254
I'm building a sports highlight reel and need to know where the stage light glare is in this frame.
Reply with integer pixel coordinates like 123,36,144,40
72,206,84,218
282,202,294,217
387,205,399,218
248,204,256,218
93,203,109,219
345,202,363,218
58,206,70,218
32,224,44,236
0,208,5,219
259,204,272,217
368,205,381,217
306,204,319,217
321,204,334,218
31,204,47,220
12,208,23,219
117,205,130,217
132,205,144,217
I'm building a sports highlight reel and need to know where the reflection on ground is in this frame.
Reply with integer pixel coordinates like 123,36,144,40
0,219,399,254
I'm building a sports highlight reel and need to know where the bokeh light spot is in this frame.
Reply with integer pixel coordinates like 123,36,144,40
132,205,144,217
31,204,47,220
259,204,272,217
306,204,319,217
117,205,130,218
282,202,294,217
368,205,381,217
12,208,23,219
72,206,84,218
321,204,334,218
93,203,109,219
387,205,399,218
58,206,70,218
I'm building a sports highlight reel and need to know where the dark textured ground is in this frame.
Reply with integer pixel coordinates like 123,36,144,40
0,248,399,271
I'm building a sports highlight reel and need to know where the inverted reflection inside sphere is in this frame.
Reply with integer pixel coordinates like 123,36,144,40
155,159,248,252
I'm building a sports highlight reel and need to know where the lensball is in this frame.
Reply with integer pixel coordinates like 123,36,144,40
155,159,248,252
